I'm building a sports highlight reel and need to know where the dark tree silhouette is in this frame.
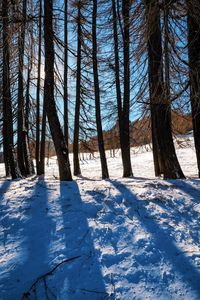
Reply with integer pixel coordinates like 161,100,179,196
2,0,20,179
73,0,82,176
92,0,109,179
145,0,185,179
187,0,200,177
43,0,72,181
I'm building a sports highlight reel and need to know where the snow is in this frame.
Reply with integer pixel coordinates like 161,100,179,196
0,137,200,299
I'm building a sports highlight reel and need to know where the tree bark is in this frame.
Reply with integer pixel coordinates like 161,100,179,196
44,0,72,181
2,0,21,179
17,0,33,176
121,0,133,177
36,0,42,174
92,0,109,179
38,107,46,175
73,1,81,176
112,0,133,177
64,0,69,147
187,0,200,177
25,35,35,175
145,0,185,179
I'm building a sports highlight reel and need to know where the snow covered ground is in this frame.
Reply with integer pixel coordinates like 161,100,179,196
0,135,200,299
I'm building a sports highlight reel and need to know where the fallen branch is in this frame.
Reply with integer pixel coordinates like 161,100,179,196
21,255,81,299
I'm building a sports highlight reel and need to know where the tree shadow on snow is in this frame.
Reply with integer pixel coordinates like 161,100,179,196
52,181,110,300
0,179,12,197
146,180,200,247
0,179,54,300
1,178,110,300
166,179,200,205
109,179,200,298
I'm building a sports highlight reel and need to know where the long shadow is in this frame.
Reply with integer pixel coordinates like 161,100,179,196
0,179,53,300
0,179,12,197
110,179,200,298
58,181,110,300
0,179,12,257
147,181,200,246
21,179,55,299
166,179,200,205
141,180,200,226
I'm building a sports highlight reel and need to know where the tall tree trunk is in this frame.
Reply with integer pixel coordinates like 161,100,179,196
2,0,20,179
112,0,133,177
36,0,46,176
2,0,10,177
64,0,69,147
112,0,122,116
25,36,35,175
36,0,42,174
92,0,109,179
121,0,133,177
164,3,170,105
17,0,26,176
43,0,72,181
111,0,123,169
145,0,185,179
187,0,200,177
73,1,81,176
17,0,33,176
38,107,46,175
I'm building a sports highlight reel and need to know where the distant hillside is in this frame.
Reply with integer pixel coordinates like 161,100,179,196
29,111,192,158
82,111,193,153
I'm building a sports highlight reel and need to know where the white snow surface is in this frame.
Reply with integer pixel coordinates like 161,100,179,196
0,136,200,300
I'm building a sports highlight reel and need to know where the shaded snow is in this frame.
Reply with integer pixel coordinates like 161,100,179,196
0,139,200,299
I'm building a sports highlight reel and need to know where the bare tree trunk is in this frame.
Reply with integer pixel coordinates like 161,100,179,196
25,35,35,175
92,0,109,179
151,109,161,176
112,0,132,177
187,0,200,177
17,0,27,176
121,0,133,177
44,0,72,181
145,0,185,179
38,107,46,175
17,0,33,176
36,0,46,176
2,0,20,179
73,1,81,176
164,3,170,105
64,0,69,147
36,0,42,174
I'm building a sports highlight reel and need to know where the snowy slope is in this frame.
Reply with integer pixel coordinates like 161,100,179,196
0,137,200,300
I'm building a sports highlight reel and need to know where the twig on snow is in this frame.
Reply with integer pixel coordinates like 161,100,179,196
21,255,81,300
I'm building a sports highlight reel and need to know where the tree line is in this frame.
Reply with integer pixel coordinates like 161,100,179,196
1,0,200,181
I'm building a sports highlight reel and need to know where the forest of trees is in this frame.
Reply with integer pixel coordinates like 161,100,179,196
1,0,200,181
